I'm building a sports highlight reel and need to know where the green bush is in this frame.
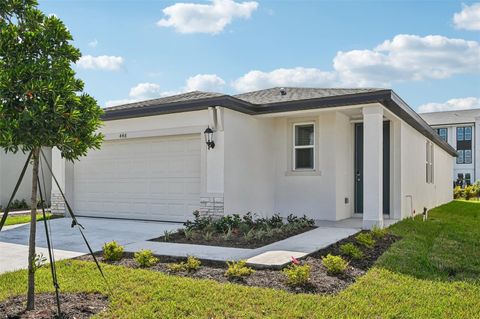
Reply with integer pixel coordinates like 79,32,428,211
134,250,159,268
371,225,388,239
102,241,124,261
464,185,476,200
339,243,364,260
454,186,464,199
225,260,255,279
322,254,348,275
283,264,311,286
356,232,376,248
168,256,201,273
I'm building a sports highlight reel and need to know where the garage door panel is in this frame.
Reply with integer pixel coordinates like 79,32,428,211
74,134,201,222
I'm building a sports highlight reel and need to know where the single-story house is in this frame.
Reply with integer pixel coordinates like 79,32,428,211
50,88,455,229
0,149,52,210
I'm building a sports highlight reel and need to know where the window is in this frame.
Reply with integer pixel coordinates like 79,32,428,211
465,127,472,140
293,123,315,170
426,141,434,184
457,127,464,141
465,150,472,164
457,150,464,164
466,173,471,186
456,126,473,164
436,128,447,142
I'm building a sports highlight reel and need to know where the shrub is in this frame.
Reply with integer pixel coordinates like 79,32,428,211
134,249,159,268
339,243,363,260
214,214,242,233
454,186,464,199
222,226,233,241
356,232,376,248
322,254,348,275
183,211,214,232
282,264,311,286
203,231,214,241
244,229,255,242
168,256,201,273
464,185,476,200
225,260,255,279
371,225,388,239
163,230,174,242
103,241,124,261
183,228,195,241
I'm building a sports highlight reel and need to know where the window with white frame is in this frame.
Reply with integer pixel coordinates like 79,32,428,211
426,141,434,184
293,123,315,170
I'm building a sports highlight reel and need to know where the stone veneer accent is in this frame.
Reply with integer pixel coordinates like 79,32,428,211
50,192,66,215
199,196,224,218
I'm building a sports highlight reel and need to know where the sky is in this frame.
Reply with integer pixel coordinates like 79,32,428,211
38,0,480,112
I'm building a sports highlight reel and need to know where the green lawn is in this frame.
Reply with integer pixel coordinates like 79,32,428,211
1,212,58,226
0,201,479,318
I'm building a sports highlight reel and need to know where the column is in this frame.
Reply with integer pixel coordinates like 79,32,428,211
362,105,384,229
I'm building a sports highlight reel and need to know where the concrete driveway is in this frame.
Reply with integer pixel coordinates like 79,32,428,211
0,217,181,273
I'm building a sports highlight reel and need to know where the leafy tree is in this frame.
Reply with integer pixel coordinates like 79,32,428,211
0,0,103,310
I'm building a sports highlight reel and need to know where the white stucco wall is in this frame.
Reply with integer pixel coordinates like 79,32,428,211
400,121,453,218
223,109,276,216
0,148,52,209
271,111,354,221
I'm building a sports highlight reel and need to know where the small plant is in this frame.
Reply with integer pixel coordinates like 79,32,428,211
283,264,311,287
339,243,364,260
33,253,47,271
203,231,214,241
183,228,195,241
464,185,476,200
222,226,233,241
163,230,174,242
371,225,388,239
168,256,202,273
102,241,124,261
225,260,255,279
254,229,267,241
244,229,255,242
134,249,159,268
322,254,348,275
356,232,376,248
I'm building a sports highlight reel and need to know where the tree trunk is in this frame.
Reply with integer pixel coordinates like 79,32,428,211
26,148,40,311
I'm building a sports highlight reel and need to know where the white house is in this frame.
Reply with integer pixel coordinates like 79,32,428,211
421,108,480,186
0,149,52,210
50,88,455,229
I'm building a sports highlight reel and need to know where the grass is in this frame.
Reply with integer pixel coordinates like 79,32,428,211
0,201,479,318
1,213,59,226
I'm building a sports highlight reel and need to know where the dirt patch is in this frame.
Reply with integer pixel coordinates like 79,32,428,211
79,232,399,295
0,293,107,319
149,226,317,249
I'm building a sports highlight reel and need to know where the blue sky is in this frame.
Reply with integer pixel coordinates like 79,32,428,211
39,0,480,112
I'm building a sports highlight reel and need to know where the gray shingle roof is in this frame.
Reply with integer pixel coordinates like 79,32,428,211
104,91,226,112
233,87,384,105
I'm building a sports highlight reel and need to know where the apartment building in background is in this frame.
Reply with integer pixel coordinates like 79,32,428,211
421,109,480,186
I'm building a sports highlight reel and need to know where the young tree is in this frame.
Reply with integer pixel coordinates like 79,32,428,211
0,0,103,310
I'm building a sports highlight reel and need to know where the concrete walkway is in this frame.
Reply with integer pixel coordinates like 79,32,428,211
0,217,360,271
124,226,359,267
0,242,82,274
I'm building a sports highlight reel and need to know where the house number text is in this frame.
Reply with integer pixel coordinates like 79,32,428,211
119,132,127,139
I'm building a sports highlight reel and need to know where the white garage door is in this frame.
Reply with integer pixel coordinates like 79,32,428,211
73,134,201,222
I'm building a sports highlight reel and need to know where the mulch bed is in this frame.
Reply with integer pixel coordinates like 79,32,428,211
0,293,107,319
79,231,400,295
149,226,317,249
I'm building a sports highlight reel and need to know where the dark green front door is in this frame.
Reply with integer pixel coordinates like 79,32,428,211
354,121,390,215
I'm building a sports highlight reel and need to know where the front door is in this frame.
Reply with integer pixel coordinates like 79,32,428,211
354,121,390,215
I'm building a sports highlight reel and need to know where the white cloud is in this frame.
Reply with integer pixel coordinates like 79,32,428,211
157,0,258,34
333,34,480,86
232,67,337,92
129,83,164,99
105,74,226,107
453,3,480,31
185,74,226,91
77,55,124,71
418,97,480,113
88,39,98,48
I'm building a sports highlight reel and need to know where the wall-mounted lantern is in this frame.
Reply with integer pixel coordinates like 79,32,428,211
204,127,215,150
